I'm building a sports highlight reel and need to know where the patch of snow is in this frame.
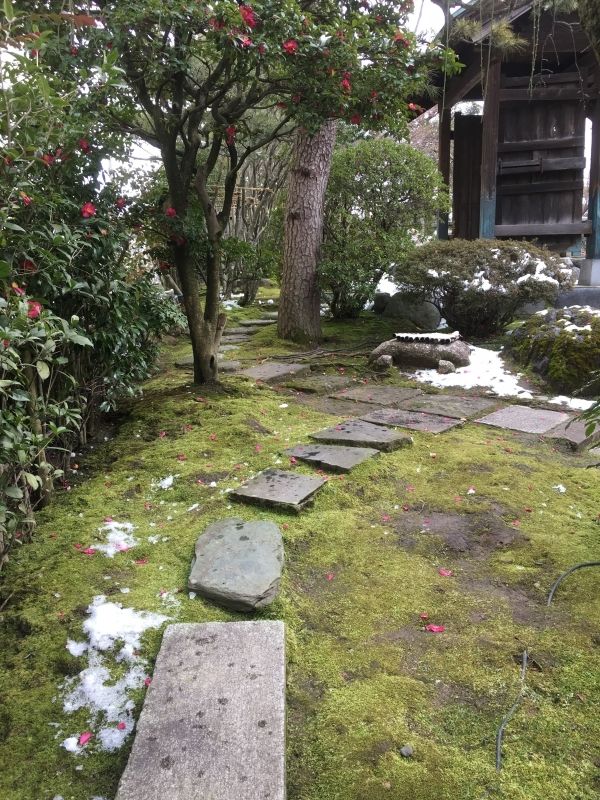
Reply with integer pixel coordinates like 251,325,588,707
412,346,533,398
66,640,88,657
153,474,177,490
61,737,79,753
95,521,138,558
549,395,595,411
553,484,567,493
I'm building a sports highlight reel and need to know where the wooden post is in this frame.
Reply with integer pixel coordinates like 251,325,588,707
437,102,451,240
587,100,600,259
479,57,502,239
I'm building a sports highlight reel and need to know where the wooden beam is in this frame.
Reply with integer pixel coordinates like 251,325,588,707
495,222,592,236
501,72,587,88
587,101,600,259
443,60,482,109
500,87,591,102
497,136,585,152
437,103,451,240
498,180,583,196
479,58,501,239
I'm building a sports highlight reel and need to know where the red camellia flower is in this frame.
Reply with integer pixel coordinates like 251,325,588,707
165,206,177,218
79,138,91,153
276,101,287,109
209,17,225,30
20,193,32,206
30,49,39,58
21,259,36,273
27,300,42,319
11,283,25,296
41,153,55,167
116,197,127,209
81,202,96,218
282,39,298,55
292,94,302,104
258,43,266,55
349,113,362,124
239,36,253,48
70,46,79,56
225,125,236,145
341,72,352,92
394,31,410,47
239,5,257,28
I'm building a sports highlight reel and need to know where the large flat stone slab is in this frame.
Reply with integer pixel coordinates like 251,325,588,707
360,408,462,433
219,344,240,352
475,405,571,434
226,327,254,335
285,443,379,473
543,419,600,452
291,393,376,418
115,621,285,800
284,374,354,394
221,335,250,344
231,468,326,512
239,319,275,327
219,360,242,374
398,394,499,419
189,518,283,611
310,419,413,451
332,385,422,407
240,362,310,384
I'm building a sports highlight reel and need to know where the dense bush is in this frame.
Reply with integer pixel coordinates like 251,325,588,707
508,306,600,396
319,139,449,319
394,239,571,337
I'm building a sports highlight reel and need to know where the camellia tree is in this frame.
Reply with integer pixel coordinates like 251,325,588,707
8,1,457,380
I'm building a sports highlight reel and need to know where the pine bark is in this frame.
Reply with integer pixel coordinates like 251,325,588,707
278,120,337,343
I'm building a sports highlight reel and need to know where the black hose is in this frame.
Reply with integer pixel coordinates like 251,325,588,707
495,650,528,771
546,561,600,606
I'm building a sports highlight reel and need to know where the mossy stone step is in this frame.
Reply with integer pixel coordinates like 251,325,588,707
240,362,311,384
239,319,276,327
360,408,463,434
231,468,326,512
310,419,413,451
285,443,379,472
115,621,285,800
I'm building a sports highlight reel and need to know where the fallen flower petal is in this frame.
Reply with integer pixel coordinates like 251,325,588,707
325,572,335,581
438,568,453,577
82,547,96,555
78,731,93,746
425,624,445,633
116,721,126,731
419,612,429,620
144,676,152,686
134,558,148,565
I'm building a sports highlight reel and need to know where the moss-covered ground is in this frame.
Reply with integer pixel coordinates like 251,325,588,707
1,304,599,800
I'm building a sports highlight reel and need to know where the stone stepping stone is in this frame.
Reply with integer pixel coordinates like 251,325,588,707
360,408,462,433
188,518,283,611
543,419,600,452
262,312,279,320
285,443,379,473
292,393,377,418
239,319,275,327
310,419,413,451
226,327,254,335
398,394,499,419
219,344,240,352
284,373,354,394
240,362,310,384
332,385,422,406
231,468,326,512
115,621,285,800
219,360,241,374
475,405,571,434
221,335,250,344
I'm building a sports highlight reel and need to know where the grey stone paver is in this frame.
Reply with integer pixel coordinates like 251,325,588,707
239,319,275,327
360,408,462,433
331,385,423,407
226,327,254,335
310,419,413,451
475,405,571,434
284,374,354,394
262,312,279,320
285,443,379,473
231,468,326,512
219,344,240,352
543,419,600,452
219,361,242,373
189,518,283,611
115,621,285,800
398,394,499,419
221,335,250,344
240,362,310,384
291,393,376,418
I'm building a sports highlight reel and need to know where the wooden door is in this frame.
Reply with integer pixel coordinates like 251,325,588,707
452,112,482,240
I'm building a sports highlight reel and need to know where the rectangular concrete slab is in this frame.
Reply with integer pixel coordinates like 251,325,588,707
331,385,423,406
398,394,499,419
115,621,285,800
475,405,571,434
543,419,600,451
310,419,413,451
285,443,379,472
231,468,326,512
360,407,462,433
240,362,311,384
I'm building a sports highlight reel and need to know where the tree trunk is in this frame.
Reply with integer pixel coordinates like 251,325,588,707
278,120,337,343
174,243,225,384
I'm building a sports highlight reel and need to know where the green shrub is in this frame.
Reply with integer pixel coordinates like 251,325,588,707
394,239,570,337
319,139,449,319
507,306,600,396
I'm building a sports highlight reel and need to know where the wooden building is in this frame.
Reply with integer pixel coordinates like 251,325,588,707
425,1,600,258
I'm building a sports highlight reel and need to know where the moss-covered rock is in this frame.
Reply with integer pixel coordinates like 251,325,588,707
508,306,600,395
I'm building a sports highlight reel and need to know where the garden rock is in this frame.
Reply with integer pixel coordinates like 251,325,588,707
383,293,441,330
188,518,283,611
369,338,471,368
373,354,393,370
437,360,455,374
373,292,391,314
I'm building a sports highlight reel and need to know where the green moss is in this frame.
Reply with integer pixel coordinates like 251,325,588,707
1,314,600,800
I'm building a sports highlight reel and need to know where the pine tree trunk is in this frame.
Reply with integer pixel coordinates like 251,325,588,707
278,120,337,343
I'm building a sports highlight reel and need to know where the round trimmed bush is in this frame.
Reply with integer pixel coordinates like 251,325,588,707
508,306,600,396
394,239,571,337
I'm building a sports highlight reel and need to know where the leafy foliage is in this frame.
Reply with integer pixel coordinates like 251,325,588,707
320,138,448,318
394,239,571,337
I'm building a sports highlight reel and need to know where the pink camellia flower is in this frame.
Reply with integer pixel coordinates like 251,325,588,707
239,36,253,47
144,676,152,686
438,568,453,577
425,624,445,633
117,721,127,731
282,39,298,55
78,731,93,746
20,193,32,206
41,153,55,166
81,201,96,218
239,5,257,28
325,572,335,581
341,74,352,92
165,206,177,218
116,196,126,209
27,300,43,319
79,138,91,153
82,547,96,556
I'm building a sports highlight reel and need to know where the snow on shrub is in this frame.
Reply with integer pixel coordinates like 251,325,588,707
394,239,571,337
508,305,600,396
